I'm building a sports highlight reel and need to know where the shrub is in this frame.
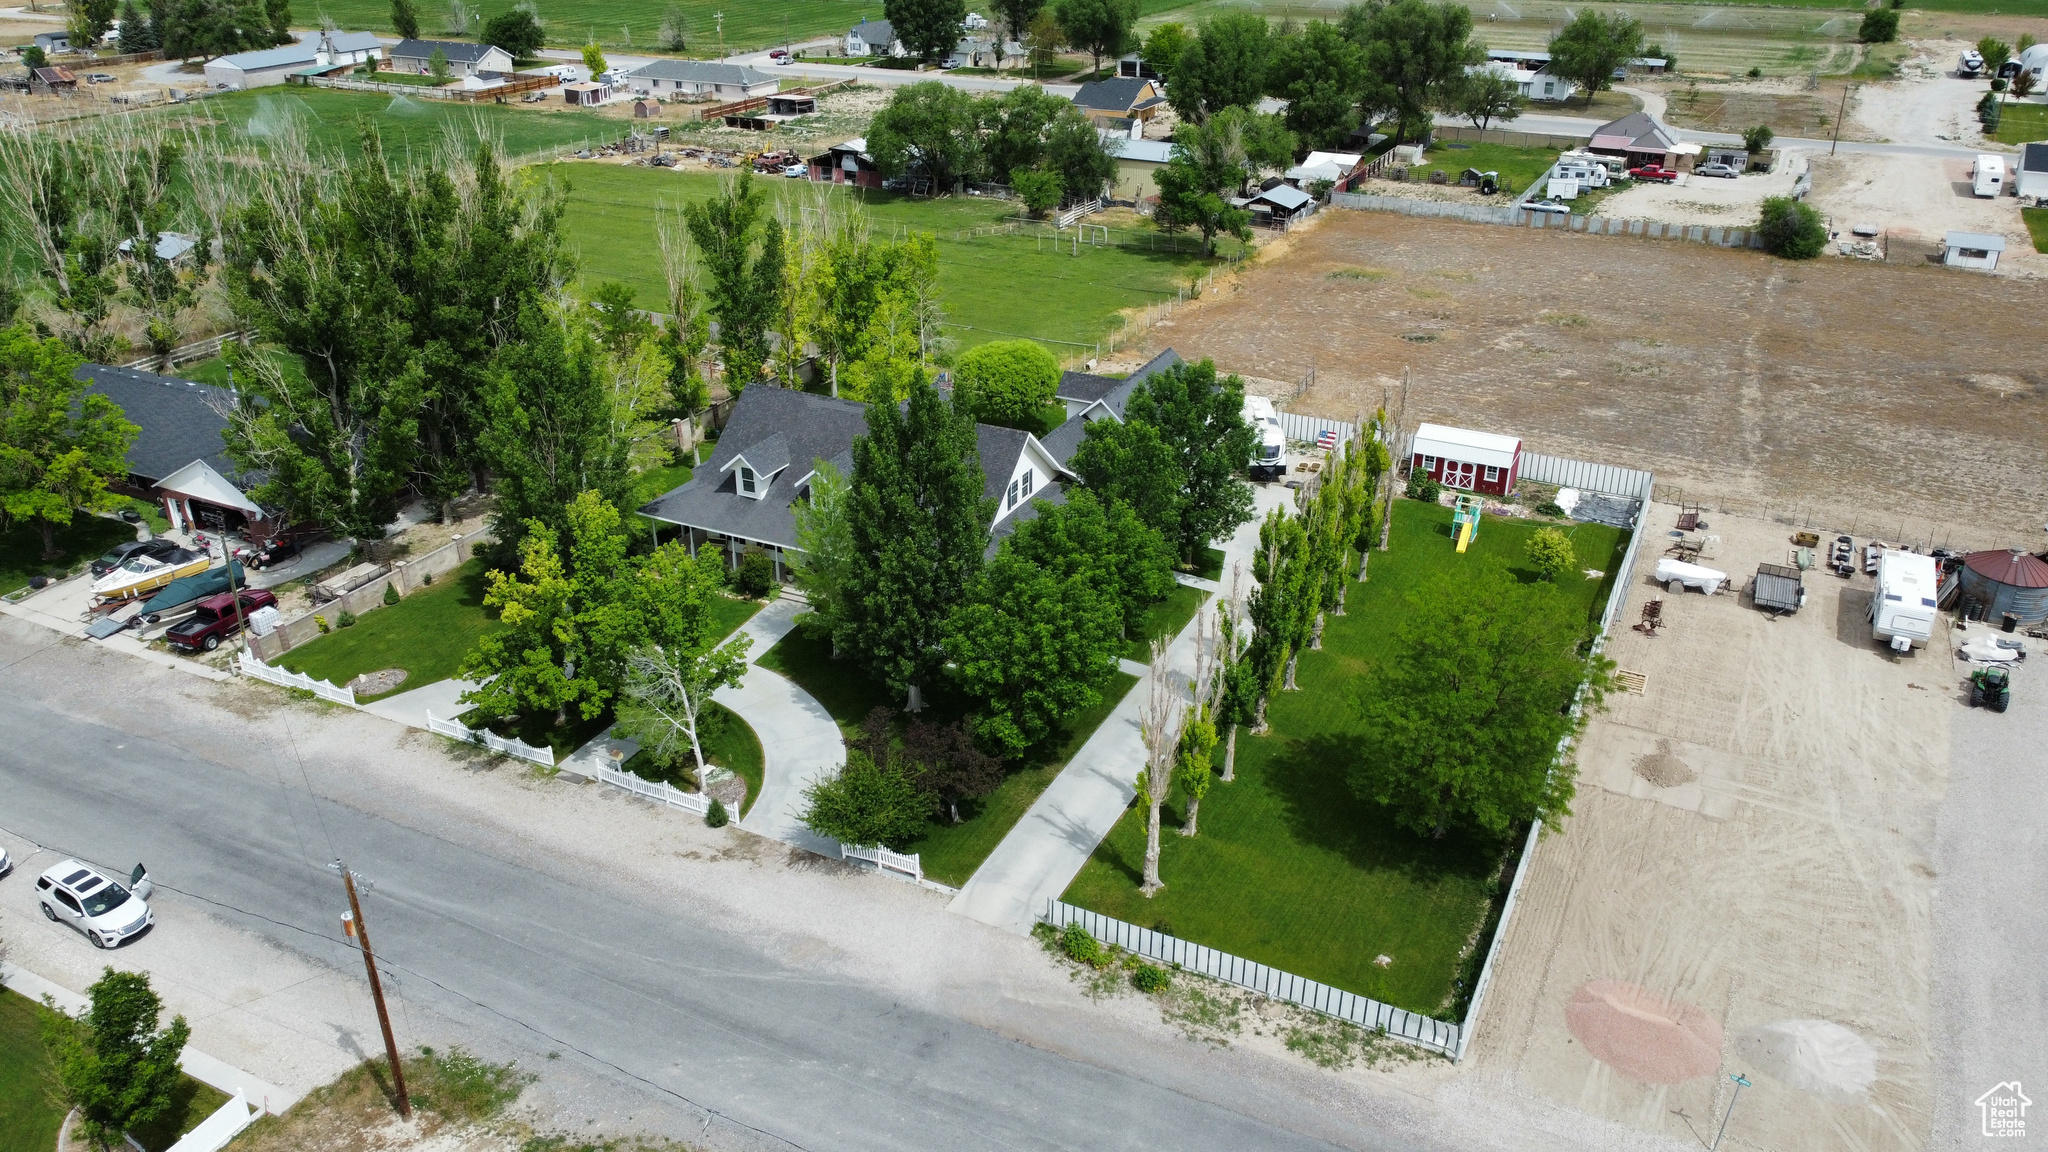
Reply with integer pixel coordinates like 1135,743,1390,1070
1405,469,1442,503
705,797,729,827
422,570,434,585
315,614,330,633
1741,125,1774,155
1131,963,1172,993
383,581,400,605
1535,500,1566,518
1757,196,1827,259
1858,7,1898,44
735,550,775,599
953,339,1061,431
800,748,935,849
1525,526,1577,581
1011,166,1064,216
1990,76,2008,93
1060,922,1102,965
336,608,357,628
1747,65,1762,78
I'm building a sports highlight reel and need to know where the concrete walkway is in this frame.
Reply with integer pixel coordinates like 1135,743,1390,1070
949,484,1295,934
720,598,845,857
363,677,479,729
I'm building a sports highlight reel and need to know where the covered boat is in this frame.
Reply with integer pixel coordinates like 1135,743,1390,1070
138,562,248,622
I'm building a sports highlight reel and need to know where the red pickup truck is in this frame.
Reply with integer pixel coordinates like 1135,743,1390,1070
166,589,276,652
1628,165,1680,183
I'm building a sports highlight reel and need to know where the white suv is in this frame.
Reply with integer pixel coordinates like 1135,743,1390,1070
36,860,154,949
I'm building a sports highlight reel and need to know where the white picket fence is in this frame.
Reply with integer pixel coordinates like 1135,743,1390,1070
593,761,720,815
840,843,923,882
423,710,556,766
1056,198,1102,227
237,650,357,705
164,1093,260,1152
1043,900,1461,1056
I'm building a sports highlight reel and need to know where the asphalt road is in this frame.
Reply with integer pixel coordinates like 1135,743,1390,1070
0,680,1420,1152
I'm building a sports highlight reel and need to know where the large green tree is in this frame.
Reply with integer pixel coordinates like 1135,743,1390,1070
458,518,587,725
952,339,1059,430
1267,19,1368,149
990,0,1046,61
1153,106,1294,253
886,0,967,61
947,537,1122,755
1167,12,1273,123
682,173,785,387
1447,67,1525,131
1349,0,1481,139
1043,103,1118,201
1054,0,1139,75
1352,563,1609,838
478,306,630,550
1547,9,1643,108
46,969,191,1152
977,83,1068,184
868,82,982,194
1003,488,1173,638
841,373,993,710
1121,359,1256,563
0,327,137,559
789,459,856,645
390,0,420,38
1069,413,1180,543
481,8,543,56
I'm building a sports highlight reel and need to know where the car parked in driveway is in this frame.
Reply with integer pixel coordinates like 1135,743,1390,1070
1524,199,1571,214
1629,165,1680,183
91,537,184,577
165,588,276,652
1695,162,1738,179
37,860,154,949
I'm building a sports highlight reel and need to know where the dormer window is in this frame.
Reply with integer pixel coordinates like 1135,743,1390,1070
739,466,757,496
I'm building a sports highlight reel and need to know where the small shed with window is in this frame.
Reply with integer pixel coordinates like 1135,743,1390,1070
1410,422,1522,496
1942,231,2005,272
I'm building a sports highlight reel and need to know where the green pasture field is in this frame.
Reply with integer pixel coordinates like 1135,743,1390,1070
174,88,622,162
299,0,881,52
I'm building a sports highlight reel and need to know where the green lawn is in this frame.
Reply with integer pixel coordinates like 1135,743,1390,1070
1123,583,1208,663
1418,142,1560,196
2025,208,2048,255
1996,102,2048,145
548,165,1218,352
1062,499,1627,1017
181,89,624,162
279,559,501,700
756,623,1139,886
0,987,227,1152
369,71,456,87
1190,546,1225,583
630,454,697,510
0,511,136,596
623,700,764,817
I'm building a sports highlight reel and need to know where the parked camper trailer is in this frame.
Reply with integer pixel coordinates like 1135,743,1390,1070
1869,549,1939,652
1972,154,2005,198
1244,394,1287,481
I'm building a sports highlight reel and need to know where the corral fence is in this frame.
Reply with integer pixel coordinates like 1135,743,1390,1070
237,649,356,705
425,710,555,766
593,761,720,815
122,330,249,373
247,531,493,660
1331,191,1769,250
1042,900,1462,1057
307,72,558,102
840,843,923,882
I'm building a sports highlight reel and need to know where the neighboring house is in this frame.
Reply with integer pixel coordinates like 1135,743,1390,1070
846,19,903,57
1410,422,1522,496
1942,231,2004,272
808,137,882,188
1042,349,1184,466
73,364,281,536
1116,52,1159,81
637,386,1074,578
115,231,199,263
1103,134,1171,200
2017,142,2048,199
387,38,515,77
1465,59,1577,102
1071,77,1166,128
562,79,611,105
32,31,70,53
2018,43,2048,83
1588,111,1699,171
319,30,384,67
622,58,778,100
1284,150,1362,191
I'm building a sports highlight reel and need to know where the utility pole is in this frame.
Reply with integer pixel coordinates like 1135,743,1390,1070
713,11,723,59
334,861,410,1119
1830,84,1851,155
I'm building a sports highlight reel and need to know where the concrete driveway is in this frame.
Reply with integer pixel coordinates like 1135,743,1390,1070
719,597,845,858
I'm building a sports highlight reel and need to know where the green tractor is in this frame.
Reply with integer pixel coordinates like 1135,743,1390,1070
1969,667,2012,713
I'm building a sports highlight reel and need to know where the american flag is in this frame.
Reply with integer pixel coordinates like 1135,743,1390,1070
1315,429,1340,449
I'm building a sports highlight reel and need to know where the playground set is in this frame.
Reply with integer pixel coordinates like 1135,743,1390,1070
1452,494,1483,552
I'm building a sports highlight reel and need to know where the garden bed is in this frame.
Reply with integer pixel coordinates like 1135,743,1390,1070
621,700,764,818
1062,498,1627,1017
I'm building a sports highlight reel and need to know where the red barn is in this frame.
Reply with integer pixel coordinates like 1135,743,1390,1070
808,138,883,189
1411,422,1522,496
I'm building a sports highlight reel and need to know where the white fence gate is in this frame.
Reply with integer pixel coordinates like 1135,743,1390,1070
839,843,922,882
424,711,556,767
593,762,720,815
237,650,356,705
1043,900,1461,1056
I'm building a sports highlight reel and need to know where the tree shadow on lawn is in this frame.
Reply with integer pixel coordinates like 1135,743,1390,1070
1264,733,1505,887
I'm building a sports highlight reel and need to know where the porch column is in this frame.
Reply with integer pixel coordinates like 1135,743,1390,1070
773,548,783,583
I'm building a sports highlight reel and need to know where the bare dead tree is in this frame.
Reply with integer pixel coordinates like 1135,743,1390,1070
1219,561,1249,782
1136,637,1182,897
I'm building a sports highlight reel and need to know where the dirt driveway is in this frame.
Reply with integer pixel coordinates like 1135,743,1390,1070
1465,501,1953,1152
1805,152,2045,276
1144,209,2046,546
1595,152,1806,227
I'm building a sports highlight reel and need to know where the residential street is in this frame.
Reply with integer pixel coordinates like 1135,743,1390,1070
0,615,1659,1152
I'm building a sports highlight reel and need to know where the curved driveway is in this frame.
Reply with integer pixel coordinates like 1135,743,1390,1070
719,597,845,857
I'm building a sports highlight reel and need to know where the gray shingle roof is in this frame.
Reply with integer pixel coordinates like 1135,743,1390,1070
1040,413,1089,466
850,19,894,44
627,59,776,86
641,388,871,549
1055,371,1122,405
391,38,500,63
976,424,1028,508
729,431,791,479
1072,77,1154,113
75,364,236,484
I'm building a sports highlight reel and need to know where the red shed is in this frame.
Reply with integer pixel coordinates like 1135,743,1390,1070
808,137,883,189
1411,422,1522,496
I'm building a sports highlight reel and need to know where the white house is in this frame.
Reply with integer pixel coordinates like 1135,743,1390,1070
964,11,990,29
387,38,514,77
318,30,384,67
204,41,320,88
2017,142,2048,200
846,19,904,57
1942,231,2005,271
622,59,778,100
1465,59,1577,102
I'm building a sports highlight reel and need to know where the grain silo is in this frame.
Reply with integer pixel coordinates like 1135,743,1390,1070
1957,548,2048,627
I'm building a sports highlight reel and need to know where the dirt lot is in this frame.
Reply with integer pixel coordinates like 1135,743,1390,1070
1804,151,2046,275
1145,209,2046,546
1466,500,1954,1151
1595,152,1807,226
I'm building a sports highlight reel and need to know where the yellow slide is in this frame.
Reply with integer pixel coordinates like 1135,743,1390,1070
1456,520,1473,552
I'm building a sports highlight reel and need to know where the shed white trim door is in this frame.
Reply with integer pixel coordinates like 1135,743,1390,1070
1444,461,1477,489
